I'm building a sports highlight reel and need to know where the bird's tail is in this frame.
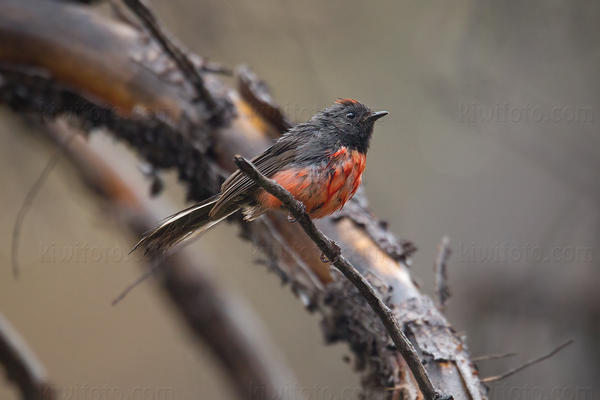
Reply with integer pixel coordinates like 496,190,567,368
131,195,238,256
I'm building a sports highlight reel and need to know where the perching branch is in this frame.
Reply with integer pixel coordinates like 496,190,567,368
0,313,55,400
482,339,573,383
233,156,450,400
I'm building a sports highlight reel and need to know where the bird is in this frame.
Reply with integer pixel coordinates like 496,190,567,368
132,99,388,255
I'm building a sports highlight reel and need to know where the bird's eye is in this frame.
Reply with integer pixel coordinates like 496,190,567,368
346,112,356,120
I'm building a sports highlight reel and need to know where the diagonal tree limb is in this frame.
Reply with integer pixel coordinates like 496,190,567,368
233,155,450,400
0,1,487,398
0,313,55,400
42,119,303,400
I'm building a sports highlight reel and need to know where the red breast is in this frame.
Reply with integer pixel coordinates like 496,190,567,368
257,147,366,218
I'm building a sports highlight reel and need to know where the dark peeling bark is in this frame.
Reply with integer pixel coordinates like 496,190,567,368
0,1,487,399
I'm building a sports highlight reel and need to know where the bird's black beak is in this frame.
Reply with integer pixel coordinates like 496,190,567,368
364,111,389,123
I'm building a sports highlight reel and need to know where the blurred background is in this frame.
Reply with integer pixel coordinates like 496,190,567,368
1,0,598,398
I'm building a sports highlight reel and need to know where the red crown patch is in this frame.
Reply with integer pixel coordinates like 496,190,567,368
335,98,359,105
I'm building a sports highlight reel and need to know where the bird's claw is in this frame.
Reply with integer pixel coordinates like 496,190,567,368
320,241,341,264
288,203,306,223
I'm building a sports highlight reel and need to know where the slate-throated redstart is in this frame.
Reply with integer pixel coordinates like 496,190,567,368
133,99,388,255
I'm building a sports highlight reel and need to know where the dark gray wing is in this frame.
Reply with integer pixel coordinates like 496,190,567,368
209,133,305,218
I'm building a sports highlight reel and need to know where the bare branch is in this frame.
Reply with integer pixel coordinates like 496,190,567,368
233,155,451,400
121,0,220,116
482,339,574,383
0,313,55,400
434,236,451,310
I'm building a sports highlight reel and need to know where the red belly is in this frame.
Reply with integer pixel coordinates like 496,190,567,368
257,147,366,219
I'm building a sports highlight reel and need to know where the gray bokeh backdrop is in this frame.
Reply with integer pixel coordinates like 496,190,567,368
1,0,598,399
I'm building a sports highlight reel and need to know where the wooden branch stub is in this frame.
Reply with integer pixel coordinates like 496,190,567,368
434,236,452,310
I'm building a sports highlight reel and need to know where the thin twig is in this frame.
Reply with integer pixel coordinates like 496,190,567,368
233,155,451,400
472,352,517,362
111,259,163,306
121,0,219,114
482,339,574,383
434,236,451,310
11,131,76,278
